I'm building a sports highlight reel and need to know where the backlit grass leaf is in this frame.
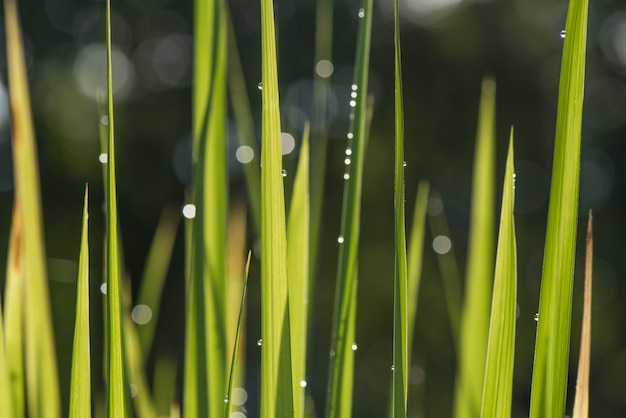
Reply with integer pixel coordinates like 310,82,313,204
481,130,517,418
0,286,12,417
529,0,589,416
4,0,61,415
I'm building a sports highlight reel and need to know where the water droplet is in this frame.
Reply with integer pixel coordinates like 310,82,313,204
330,350,336,357
347,132,353,139
357,8,365,18
345,148,352,155
299,380,307,388
257,82,263,90
343,173,350,180
560,30,566,39
534,313,539,322
349,100,357,108
351,84,358,91
403,161,407,167
236,145,254,164
100,283,107,294
182,204,196,219
344,158,351,165
100,115,109,125
224,396,229,403
391,365,395,371
98,153,108,164
351,343,358,351
337,235,344,244
282,169,288,177
130,383,138,398
351,91,357,99
257,339,262,346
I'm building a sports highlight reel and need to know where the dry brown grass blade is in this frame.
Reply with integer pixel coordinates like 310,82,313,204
573,210,593,418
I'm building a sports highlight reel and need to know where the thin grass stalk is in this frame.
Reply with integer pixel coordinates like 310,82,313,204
152,354,178,416
326,1,373,412
529,0,589,415
0,296,12,417
454,77,496,418
572,211,593,418
392,0,408,415
260,0,293,415
480,131,517,418
4,0,61,415
69,186,91,418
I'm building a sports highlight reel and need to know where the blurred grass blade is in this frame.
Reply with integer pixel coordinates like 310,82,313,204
260,0,293,415
481,131,517,418
225,252,251,418
4,0,61,416
105,0,128,415
392,0,408,414
454,77,496,418
0,289,12,417
3,202,24,418
152,354,178,417
69,186,91,418
288,123,311,418
184,0,229,415
326,1,373,416
529,0,589,416
572,211,593,418
136,205,180,360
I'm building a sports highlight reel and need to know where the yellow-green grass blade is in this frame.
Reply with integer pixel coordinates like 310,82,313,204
3,202,24,418
326,2,373,415
227,11,261,236
105,0,128,415
529,0,589,415
288,123,311,418
572,211,593,418
69,186,91,418
453,77,497,418
135,205,180,360
260,0,293,415
152,354,178,416
481,131,517,418
392,0,408,414
0,299,12,418
224,252,251,418
184,0,229,415
4,0,61,415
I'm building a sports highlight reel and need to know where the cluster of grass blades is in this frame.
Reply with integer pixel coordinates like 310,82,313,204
0,0,594,417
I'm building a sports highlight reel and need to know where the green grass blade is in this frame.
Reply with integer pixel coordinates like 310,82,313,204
224,253,251,418
481,131,517,418
69,186,91,418
572,211,593,418
288,123,311,418
184,0,229,415
529,0,589,415
326,2,373,416
136,205,180,360
454,77,496,418
3,203,24,418
4,0,61,415
260,0,293,415
152,354,178,416
105,0,128,415
392,0,408,414
0,283,12,417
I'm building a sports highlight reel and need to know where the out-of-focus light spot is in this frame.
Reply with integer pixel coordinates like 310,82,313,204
74,43,135,100
357,8,365,18
134,34,192,90
432,235,451,254
182,204,196,219
131,304,153,325
231,387,248,406
315,60,334,78
403,0,465,26
349,100,357,107
100,283,107,294
100,115,109,126
236,145,254,163
130,383,138,398
409,366,425,385
281,132,296,155
99,153,108,164
427,197,443,216
600,12,626,71
299,380,307,388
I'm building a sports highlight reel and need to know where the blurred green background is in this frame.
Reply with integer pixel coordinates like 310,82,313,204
1,0,625,416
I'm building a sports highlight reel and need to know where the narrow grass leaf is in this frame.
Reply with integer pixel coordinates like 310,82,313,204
454,77,496,418
572,211,593,418
4,0,61,415
260,0,293,415
0,293,12,417
529,0,589,415
392,0,408,414
326,2,373,415
288,123,311,418
105,0,128,415
481,131,517,418
152,354,178,417
184,0,229,415
69,186,91,418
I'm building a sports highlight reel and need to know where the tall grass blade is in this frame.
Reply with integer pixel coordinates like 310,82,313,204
454,77,496,418
184,0,229,415
572,211,593,418
0,288,12,417
480,131,517,418
69,186,91,418
104,0,128,415
4,0,61,415
3,202,24,418
326,1,373,416
288,123,311,418
260,0,293,415
392,0,408,414
152,354,178,417
529,0,589,415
